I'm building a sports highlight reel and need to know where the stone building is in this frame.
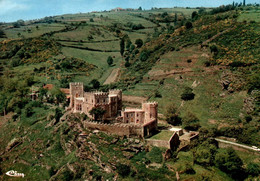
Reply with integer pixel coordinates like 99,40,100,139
68,82,159,137
69,82,122,120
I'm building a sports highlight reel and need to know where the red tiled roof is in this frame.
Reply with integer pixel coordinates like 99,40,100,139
43,84,54,90
60,88,70,95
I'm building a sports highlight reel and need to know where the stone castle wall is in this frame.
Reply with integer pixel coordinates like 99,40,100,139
146,139,170,149
146,132,180,150
84,121,144,137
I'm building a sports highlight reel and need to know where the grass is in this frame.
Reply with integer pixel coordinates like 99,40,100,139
4,23,65,39
61,47,122,84
149,130,173,141
238,8,260,22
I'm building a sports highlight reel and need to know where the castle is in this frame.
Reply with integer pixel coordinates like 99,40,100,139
68,82,158,137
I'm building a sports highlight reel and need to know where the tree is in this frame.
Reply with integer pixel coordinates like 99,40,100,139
165,104,181,125
214,148,244,178
120,38,125,56
39,87,48,101
116,163,130,177
185,21,193,29
182,112,200,131
194,141,217,166
139,50,149,62
135,39,143,48
174,13,178,24
181,87,195,101
107,56,113,66
125,61,131,67
24,103,34,117
54,108,63,122
247,163,260,176
51,88,66,104
90,18,94,22
130,44,135,52
192,11,198,20
243,0,246,6
90,79,100,89
126,39,132,51
0,29,5,38
138,6,142,11
89,107,106,121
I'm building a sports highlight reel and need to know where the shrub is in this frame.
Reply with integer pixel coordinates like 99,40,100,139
185,21,193,29
165,104,181,125
183,163,196,174
154,90,162,98
187,59,192,63
182,112,201,131
214,148,244,179
181,87,195,101
90,79,100,89
116,163,130,177
125,61,131,67
139,51,149,62
89,107,106,121
247,163,260,176
135,39,143,48
107,56,113,66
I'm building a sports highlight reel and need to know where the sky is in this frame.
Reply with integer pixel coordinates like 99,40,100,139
0,0,258,22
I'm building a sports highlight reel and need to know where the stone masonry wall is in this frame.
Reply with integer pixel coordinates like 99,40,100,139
146,132,180,150
84,121,144,137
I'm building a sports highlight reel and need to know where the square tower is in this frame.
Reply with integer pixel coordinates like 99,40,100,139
69,82,84,108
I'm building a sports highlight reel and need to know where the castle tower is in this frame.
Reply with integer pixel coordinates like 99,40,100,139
69,82,84,108
142,102,158,123
109,89,122,111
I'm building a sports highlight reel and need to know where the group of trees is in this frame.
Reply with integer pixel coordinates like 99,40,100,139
192,139,255,180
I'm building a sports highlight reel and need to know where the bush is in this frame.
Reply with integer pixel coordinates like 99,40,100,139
24,103,34,117
185,21,193,29
187,59,192,63
135,39,143,48
183,163,196,174
125,61,131,67
116,163,130,177
214,148,244,179
139,51,149,62
181,87,195,101
247,163,260,176
165,104,181,125
90,79,100,89
182,112,201,131
107,56,113,66
154,90,162,98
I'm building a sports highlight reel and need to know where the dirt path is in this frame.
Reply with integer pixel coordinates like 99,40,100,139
103,68,120,85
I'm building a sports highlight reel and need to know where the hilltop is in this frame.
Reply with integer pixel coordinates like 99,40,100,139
0,5,259,180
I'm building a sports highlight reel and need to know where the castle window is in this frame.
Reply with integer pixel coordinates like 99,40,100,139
97,99,99,103
103,99,105,103
137,113,139,117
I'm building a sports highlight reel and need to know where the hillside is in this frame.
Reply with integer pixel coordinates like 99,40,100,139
0,5,259,181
